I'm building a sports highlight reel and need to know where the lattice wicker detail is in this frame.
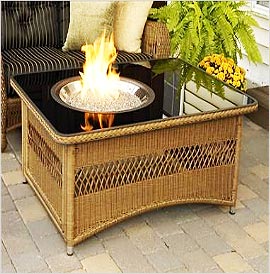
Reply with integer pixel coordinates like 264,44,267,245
28,123,62,188
74,139,236,197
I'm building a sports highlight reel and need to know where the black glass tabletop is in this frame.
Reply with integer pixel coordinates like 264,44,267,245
11,58,257,135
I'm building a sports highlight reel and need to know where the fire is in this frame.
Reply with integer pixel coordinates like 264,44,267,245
80,30,120,100
81,113,115,131
80,30,119,131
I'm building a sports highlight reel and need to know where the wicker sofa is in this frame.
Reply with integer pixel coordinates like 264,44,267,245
1,1,170,151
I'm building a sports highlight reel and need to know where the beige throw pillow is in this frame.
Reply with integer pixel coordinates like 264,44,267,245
114,1,153,53
62,2,115,51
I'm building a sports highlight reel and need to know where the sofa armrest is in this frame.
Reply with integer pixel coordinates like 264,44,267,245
1,57,8,151
141,20,170,59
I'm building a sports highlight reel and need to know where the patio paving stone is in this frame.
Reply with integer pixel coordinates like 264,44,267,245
144,209,184,237
250,164,269,179
213,252,255,273
45,253,82,273
11,251,49,273
194,233,233,257
81,252,121,273
226,236,267,259
181,249,222,273
14,196,48,223
103,234,157,272
1,194,16,212
248,255,270,273
1,169,25,184
180,218,216,240
243,221,269,244
163,232,200,256
27,217,58,240
123,221,167,255
7,183,35,201
228,207,260,227
33,232,67,258
145,248,185,272
241,173,269,201
74,236,105,260
237,184,258,201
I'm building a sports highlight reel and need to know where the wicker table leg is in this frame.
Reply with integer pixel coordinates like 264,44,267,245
229,206,236,215
67,246,73,256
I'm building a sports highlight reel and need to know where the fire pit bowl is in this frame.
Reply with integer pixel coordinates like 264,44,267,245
51,76,155,114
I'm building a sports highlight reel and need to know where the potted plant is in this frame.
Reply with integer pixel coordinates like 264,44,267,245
149,1,262,66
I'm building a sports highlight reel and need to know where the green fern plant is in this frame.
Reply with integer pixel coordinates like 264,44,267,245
149,1,262,65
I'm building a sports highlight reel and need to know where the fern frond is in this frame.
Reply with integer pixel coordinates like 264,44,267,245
235,26,263,63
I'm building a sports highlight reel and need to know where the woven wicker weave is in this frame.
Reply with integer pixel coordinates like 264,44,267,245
1,20,170,151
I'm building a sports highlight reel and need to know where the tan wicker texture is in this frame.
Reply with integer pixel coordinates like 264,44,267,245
1,57,8,151
142,20,170,58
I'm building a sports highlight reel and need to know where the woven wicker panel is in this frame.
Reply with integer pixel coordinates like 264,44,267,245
6,97,21,130
74,139,236,197
142,20,170,58
73,116,241,240
26,111,63,225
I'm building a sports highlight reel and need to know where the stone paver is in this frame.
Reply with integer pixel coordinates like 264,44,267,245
103,234,156,272
15,196,48,223
81,252,121,273
237,184,258,201
163,232,200,256
73,236,105,260
1,170,25,186
123,221,167,254
1,194,16,212
146,249,185,272
8,183,35,201
228,236,267,259
145,209,183,237
45,253,82,273
180,219,215,240
213,252,255,272
182,249,222,273
248,255,269,273
11,251,49,273
244,222,269,244
229,207,260,227
195,233,233,257
1,118,269,273
250,164,269,179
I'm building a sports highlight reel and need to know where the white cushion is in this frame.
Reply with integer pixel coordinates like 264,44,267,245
62,2,115,51
113,1,153,53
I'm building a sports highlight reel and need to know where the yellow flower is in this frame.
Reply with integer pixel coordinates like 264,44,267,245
199,60,205,67
217,72,225,81
228,66,233,74
204,62,210,68
198,54,246,91
233,75,240,81
206,66,215,74
235,66,240,74
221,62,229,71
214,57,222,66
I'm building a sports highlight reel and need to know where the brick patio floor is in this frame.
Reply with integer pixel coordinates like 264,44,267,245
1,117,269,273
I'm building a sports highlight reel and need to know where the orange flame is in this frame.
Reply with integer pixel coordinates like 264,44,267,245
79,30,120,100
81,113,115,131
80,30,119,131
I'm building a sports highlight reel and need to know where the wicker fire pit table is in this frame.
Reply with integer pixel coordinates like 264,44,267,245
10,58,257,255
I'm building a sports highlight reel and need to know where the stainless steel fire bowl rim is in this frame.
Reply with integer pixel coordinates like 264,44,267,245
50,76,155,114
